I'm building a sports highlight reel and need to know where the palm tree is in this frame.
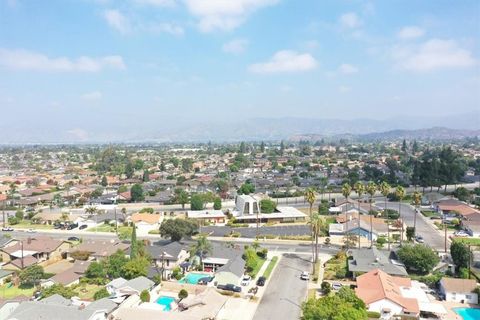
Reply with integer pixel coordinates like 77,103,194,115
412,191,422,237
353,182,365,249
395,186,406,246
366,181,377,248
379,182,391,250
341,183,352,250
85,206,98,232
304,188,316,272
309,213,325,267
190,235,213,268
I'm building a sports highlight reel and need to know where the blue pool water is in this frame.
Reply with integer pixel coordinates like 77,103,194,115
454,307,480,320
156,296,175,311
178,272,209,284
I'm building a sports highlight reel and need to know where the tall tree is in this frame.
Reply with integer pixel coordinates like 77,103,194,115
130,223,138,259
395,186,406,246
342,183,352,250
189,235,213,267
366,181,377,248
353,182,365,249
379,182,391,250
305,188,317,271
412,191,422,236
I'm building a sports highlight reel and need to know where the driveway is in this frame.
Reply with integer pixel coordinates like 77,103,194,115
378,202,447,252
253,253,310,320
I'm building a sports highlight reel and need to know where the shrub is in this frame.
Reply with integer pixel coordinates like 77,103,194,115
257,248,268,259
139,207,154,214
70,250,90,261
367,311,381,318
259,199,277,213
321,281,331,294
178,289,188,300
93,288,110,301
335,268,347,279
140,289,150,303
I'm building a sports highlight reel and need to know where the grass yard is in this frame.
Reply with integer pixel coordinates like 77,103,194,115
8,221,54,230
421,210,439,218
323,251,348,280
73,284,104,300
262,256,279,279
87,224,132,234
452,237,480,246
249,257,266,279
0,284,35,299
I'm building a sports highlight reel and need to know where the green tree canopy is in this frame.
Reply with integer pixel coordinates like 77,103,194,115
397,244,440,274
130,184,144,202
159,218,198,241
451,241,470,270
260,199,277,213
301,287,367,320
19,265,44,287
122,257,149,279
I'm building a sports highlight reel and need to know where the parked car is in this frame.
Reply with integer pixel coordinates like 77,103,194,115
256,276,266,286
79,224,88,230
67,223,78,230
67,236,80,242
27,228,37,233
241,275,251,286
332,283,343,291
2,226,13,231
415,235,424,243
300,271,310,280
454,230,469,237
217,284,242,293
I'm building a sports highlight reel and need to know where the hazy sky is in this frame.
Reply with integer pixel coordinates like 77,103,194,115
0,0,479,141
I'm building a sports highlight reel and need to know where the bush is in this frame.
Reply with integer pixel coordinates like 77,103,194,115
94,288,110,300
367,311,381,318
140,289,150,303
70,250,90,261
335,268,347,279
8,216,19,225
397,244,440,274
257,248,268,259
139,207,154,214
321,281,331,294
178,289,188,300
259,199,277,213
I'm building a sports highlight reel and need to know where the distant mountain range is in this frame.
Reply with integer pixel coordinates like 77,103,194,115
291,127,480,142
0,112,478,143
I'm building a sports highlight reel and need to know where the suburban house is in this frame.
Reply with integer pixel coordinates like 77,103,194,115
0,296,30,320
73,240,129,261
329,214,389,241
5,294,117,320
1,237,71,270
460,219,480,237
348,248,408,278
41,260,91,288
356,269,420,319
106,276,155,296
0,269,14,285
129,213,162,234
434,199,480,219
147,241,189,278
186,210,226,224
439,277,478,304
356,269,447,319
232,194,306,223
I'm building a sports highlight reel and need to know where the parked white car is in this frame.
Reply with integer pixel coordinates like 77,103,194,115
332,283,343,290
454,230,469,237
241,275,251,286
300,271,310,280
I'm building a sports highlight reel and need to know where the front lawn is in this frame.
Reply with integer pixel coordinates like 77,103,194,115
421,210,439,218
452,237,480,246
323,251,348,280
0,284,35,299
249,256,266,279
8,221,54,230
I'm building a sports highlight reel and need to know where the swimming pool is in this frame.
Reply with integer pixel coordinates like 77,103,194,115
454,307,480,320
156,296,175,311
178,272,209,284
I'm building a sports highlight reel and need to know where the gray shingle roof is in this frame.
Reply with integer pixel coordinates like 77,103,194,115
120,276,154,293
348,248,408,276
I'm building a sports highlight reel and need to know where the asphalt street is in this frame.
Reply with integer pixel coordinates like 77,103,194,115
377,202,448,252
253,253,310,320
202,225,310,238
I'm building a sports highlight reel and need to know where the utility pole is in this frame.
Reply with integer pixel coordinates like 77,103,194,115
444,213,448,253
